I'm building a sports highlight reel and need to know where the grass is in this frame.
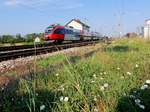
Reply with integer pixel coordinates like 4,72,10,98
1,38,150,112
0,42,34,47
0,41,46,47
37,54,66,68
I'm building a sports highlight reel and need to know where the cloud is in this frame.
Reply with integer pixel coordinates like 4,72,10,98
4,0,20,6
4,0,50,7
60,3,83,9
4,0,83,10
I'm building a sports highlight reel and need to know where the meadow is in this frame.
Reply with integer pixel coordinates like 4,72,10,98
1,38,150,112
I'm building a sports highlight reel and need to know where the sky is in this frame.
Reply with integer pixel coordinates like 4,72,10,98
0,0,150,36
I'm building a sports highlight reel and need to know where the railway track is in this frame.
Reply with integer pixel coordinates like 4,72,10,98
0,40,100,62
0,41,74,52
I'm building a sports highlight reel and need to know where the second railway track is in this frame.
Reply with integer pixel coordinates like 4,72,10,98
0,40,101,62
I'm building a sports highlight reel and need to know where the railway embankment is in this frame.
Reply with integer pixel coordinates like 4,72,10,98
0,43,104,86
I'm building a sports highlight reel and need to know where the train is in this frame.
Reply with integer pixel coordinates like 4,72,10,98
44,24,101,43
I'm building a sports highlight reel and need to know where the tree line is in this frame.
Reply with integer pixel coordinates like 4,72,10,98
0,33,44,44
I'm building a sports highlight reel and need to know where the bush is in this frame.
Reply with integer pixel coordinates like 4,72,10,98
0,35,16,44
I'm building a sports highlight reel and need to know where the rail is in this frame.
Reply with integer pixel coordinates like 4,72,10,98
0,40,100,62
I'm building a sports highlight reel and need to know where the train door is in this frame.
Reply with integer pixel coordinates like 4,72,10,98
64,29,73,40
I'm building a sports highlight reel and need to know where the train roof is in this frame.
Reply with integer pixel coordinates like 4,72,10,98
46,25,64,29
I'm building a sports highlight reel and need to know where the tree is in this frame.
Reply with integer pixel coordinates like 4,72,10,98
1,35,15,44
0,33,44,44
16,34,25,42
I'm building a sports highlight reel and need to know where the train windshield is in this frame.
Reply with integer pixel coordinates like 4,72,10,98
45,29,53,34
54,29,64,34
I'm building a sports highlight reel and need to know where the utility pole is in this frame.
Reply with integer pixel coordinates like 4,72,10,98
148,26,150,38
148,21,150,38
116,0,125,38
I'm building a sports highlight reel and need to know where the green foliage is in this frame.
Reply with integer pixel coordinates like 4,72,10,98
0,35,16,44
0,33,44,44
117,88,150,112
16,34,25,42
37,54,66,68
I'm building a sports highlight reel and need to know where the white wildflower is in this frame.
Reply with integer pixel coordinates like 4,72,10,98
94,96,97,101
103,83,109,88
58,85,65,91
121,76,124,79
135,64,139,68
100,77,104,80
141,84,148,90
129,95,135,99
127,72,132,75
60,96,64,102
146,80,150,84
103,72,107,75
91,81,95,83
77,84,80,88
117,67,120,70
40,105,45,111
61,87,65,91
133,91,137,93
138,104,145,109
135,99,141,104
36,93,39,96
58,87,64,91
100,86,105,91
11,98,14,101
55,73,59,76
64,97,69,102
100,72,103,75
94,108,99,112
1,87,4,90
93,74,97,78
123,93,126,96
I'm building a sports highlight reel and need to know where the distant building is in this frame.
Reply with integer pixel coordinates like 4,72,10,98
145,19,150,26
66,19,90,33
143,19,150,38
144,27,150,38
126,32,138,38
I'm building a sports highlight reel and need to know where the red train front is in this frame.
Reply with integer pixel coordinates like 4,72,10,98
44,25,65,42
44,24,82,43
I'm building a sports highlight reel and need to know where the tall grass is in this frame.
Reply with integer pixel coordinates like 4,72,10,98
1,38,150,112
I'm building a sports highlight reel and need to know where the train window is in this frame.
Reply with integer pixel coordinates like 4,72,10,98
45,29,52,34
65,29,73,34
74,32,79,36
65,29,69,34
48,30,52,33
69,30,73,34
70,30,73,34
54,29,64,34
